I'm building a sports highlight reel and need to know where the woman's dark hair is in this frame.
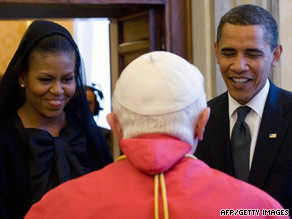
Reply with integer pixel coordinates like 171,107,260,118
0,20,84,117
12,34,81,112
24,34,77,72
0,20,113,166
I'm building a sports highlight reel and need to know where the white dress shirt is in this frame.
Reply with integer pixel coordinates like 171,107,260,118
228,79,270,169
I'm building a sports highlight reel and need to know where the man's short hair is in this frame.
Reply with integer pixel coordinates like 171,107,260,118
112,93,206,151
216,4,278,50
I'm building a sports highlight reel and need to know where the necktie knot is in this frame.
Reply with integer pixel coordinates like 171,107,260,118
236,106,251,122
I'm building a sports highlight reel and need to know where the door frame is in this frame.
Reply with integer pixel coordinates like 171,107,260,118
0,0,192,62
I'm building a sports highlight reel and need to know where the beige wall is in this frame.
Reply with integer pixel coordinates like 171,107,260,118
279,0,292,92
192,0,216,100
0,21,27,76
0,19,73,78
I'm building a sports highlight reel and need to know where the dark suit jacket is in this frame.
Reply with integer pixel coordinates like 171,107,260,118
195,82,292,212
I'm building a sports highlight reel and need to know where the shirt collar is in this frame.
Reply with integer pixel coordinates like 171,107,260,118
228,79,270,118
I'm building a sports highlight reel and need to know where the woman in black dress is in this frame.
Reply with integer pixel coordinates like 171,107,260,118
0,20,113,219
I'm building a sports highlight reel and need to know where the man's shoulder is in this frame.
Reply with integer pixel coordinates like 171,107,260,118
207,92,228,106
206,92,228,116
273,84,292,100
267,82,292,110
191,160,284,209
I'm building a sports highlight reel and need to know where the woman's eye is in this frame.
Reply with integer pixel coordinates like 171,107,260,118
62,77,74,83
39,78,52,82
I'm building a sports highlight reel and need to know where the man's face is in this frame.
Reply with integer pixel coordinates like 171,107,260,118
215,23,282,104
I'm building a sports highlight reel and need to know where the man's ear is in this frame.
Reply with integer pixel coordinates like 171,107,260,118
271,44,283,67
106,112,123,141
194,107,210,141
214,42,220,64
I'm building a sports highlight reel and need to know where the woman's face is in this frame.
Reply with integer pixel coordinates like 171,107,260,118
20,52,76,119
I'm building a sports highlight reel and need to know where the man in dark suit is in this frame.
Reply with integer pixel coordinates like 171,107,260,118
195,4,292,212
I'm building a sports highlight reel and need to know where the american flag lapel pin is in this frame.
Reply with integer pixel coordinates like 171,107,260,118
269,133,277,138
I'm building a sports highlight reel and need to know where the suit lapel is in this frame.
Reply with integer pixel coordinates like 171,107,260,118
248,82,290,188
207,92,234,175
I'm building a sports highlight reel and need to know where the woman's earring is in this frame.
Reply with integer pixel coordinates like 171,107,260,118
20,84,25,88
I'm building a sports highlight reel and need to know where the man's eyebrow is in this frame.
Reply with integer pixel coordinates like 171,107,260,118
220,48,235,52
220,48,264,54
245,48,264,53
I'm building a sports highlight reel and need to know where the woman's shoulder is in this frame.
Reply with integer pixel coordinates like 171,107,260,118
0,113,18,130
0,114,25,155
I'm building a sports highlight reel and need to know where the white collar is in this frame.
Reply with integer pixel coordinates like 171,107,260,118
228,79,270,118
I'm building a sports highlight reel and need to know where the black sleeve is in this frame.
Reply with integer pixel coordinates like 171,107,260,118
0,124,31,219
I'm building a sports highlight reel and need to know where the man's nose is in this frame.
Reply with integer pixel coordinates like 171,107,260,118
231,55,249,73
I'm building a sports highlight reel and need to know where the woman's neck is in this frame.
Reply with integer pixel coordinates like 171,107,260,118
17,105,66,137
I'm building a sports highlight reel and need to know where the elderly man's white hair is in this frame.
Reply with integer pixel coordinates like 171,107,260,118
111,51,207,152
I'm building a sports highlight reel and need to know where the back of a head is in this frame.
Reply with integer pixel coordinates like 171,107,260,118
112,51,206,148
217,4,278,50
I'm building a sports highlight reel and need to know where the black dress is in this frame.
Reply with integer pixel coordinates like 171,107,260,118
0,20,113,219
0,114,110,219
